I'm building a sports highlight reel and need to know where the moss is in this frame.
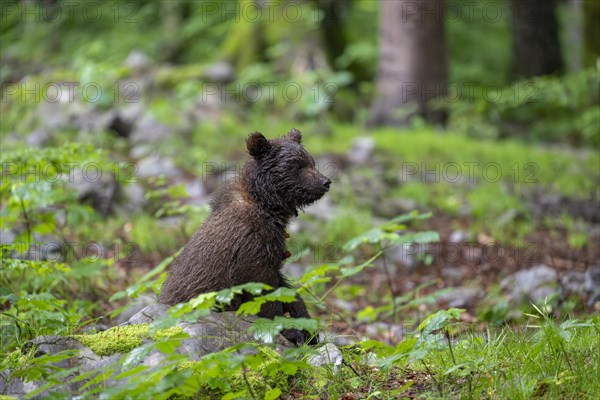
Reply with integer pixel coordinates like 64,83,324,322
299,365,330,391
3,350,26,365
151,326,184,341
229,346,290,397
73,325,150,356
179,346,290,398
73,325,183,357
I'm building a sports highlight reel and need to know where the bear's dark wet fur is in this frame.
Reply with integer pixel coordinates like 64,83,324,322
159,129,331,345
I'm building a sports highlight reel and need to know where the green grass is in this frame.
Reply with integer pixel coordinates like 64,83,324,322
320,312,600,399
300,123,598,197
407,316,600,399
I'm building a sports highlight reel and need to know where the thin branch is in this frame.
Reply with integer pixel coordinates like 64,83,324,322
19,198,32,243
379,246,398,322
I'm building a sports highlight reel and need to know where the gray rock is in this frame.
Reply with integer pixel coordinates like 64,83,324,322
384,242,430,269
0,229,16,244
114,294,160,325
129,144,152,159
560,271,587,295
124,49,151,71
123,306,291,351
364,322,406,342
36,101,71,131
72,108,119,135
501,264,558,304
65,167,120,215
440,265,467,283
120,101,145,125
331,335,358,347
136,155,181,179
203,61,235,83
347,137,375,165
438,286,481,308
561,266,600,307
449,230,467,243
390,197,417,214
26,129,51,147
129,115,174,144
586,266,600,307
120,182,147,213
307,343,343,370
332,299,358,312
122,303,170,325
188,92,226,125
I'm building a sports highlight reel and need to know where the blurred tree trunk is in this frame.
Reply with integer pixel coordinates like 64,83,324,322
566,0,583,73
158,1,195,63
316,0,370,84
583,0,600,67
220,0,268,70
369,0,448,127
510,0,563,77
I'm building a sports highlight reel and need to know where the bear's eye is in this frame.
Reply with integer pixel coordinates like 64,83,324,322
294,162,307,171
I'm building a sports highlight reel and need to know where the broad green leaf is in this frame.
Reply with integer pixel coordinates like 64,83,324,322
418,308,465,333
264,388,282,400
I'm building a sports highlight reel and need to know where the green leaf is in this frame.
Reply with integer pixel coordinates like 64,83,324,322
123,343,153,369
298,263,340,286
444,363,472,377
340,252,380,278
237,299,265,316
344,212,435,251
249,317,319,342
113,365,149,380
223,390,247,400
418,308,465,333
389,231,440,246
264,388,282,400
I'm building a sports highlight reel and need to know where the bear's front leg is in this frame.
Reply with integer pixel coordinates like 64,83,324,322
283,295,319,345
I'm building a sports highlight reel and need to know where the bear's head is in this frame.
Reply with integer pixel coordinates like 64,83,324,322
244,129,331,215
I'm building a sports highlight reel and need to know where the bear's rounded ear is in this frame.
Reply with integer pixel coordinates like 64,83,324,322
286,128,302,143
247,132,270,159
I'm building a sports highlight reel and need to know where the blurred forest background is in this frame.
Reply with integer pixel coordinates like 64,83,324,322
1,0,599,398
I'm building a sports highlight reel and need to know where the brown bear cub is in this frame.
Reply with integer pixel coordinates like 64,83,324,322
159,129,331,345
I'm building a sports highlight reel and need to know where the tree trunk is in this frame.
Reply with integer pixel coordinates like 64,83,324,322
583,0,600,67
369,0,448,127
510,0,563,77
317,0,370,85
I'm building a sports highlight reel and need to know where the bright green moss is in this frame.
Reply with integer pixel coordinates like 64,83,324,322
151,326,184,341
73,325,183,357
229,346,290,397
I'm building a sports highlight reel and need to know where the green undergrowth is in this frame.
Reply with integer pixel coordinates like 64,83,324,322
178,345,294,399
373,127,599,196
397,312,600,399
299,123,599,243
10,308,597,399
